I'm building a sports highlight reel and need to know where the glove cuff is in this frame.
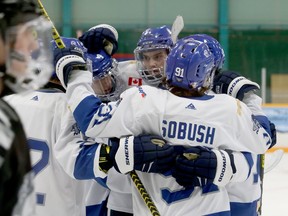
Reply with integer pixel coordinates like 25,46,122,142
212,149,233,187
114,136,134,174
227,76,260,100
56,55,86,89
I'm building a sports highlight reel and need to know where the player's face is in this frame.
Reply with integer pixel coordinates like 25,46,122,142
92,74,113,95
141,49,167,72
7,23,40,77
4,16,53,91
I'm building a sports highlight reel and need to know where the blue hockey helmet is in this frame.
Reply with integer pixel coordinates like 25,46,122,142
134,25,173,86
188,34,225,71
135,25,173,50
87,50,123,102
165,37,215,90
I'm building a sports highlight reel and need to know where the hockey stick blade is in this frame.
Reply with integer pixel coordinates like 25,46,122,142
171,15,184,44
264,149,284,173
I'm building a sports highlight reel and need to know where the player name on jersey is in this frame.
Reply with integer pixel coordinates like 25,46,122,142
162,119,216,145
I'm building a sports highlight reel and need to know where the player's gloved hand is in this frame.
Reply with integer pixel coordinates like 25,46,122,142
98,144,113,173
212,70,260,101
53,37,88,89
269,121,277,148
172,146,236,187
109,135,176,174
79,24,118,56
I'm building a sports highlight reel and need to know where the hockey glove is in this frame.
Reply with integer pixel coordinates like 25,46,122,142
172,146,236,187
109,135,176,174
212,70,260,101
52,37,88,89
79,24,118,55
99,144,113,173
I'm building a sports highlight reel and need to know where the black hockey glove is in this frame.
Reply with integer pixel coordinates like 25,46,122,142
79,24,118,55
212,70,260,101
109,135,176,174
52,37,88,89
172,146,236,188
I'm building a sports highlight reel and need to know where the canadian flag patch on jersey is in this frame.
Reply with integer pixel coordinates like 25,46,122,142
128,77,142,86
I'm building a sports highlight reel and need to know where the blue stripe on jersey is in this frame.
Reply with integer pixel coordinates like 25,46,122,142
74,142,108,188
36,89,63,93
74,95,102,133
86,199,108,216
242,152,254,179
230,200,258,216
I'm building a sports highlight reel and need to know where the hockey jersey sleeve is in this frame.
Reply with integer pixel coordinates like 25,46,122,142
65,69,153,139
227,97,272,153
53,95,108,183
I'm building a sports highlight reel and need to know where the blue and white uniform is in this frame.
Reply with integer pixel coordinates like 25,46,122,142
64,69,271,215
5,88,109,216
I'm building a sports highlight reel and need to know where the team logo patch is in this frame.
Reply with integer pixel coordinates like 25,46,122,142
128,77,142,86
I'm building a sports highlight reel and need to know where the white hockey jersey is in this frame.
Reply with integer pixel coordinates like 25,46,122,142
65,69,271,215
5,89,109,216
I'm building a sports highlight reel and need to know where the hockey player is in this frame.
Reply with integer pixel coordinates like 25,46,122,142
213,70,275,216
189,33,277,215
53,35,273,215
133,25,173,87
4,37,113,216
0,0,53,215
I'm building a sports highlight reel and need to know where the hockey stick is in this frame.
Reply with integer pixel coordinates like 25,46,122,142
37,0,65,49
171,15,184,44
130,171,160,216
257,153,265,215
264,149,284,173
258,149,283,215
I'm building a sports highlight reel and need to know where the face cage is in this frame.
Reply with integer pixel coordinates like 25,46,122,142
92,64,124,102
134,46,169,87
4,16,53,93
137,66,165,87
